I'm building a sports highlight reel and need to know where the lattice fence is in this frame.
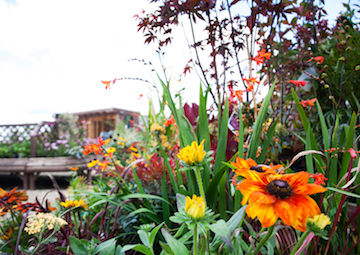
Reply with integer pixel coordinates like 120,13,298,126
0,122,59,157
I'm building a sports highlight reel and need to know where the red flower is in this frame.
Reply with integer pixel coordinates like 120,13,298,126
287,80,307,87
300,98,316,108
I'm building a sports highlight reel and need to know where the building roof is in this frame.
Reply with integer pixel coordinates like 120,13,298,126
72,108,137,117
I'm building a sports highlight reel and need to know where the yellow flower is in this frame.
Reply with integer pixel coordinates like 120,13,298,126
177,140,206,165
107,147,116,153
150,123,166,134
87,159,99,168
307,213,331,231
60,199,88,209
185,194,206,220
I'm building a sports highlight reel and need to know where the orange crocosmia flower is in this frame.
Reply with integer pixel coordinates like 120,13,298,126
236,171,327,231
246,84,254,92
101,80,111,89
231,90,245,101
252,56,264,65
257,49,271,60
300,98,316,107
287,80,307,87
243,77,260,85
309,173,328,186
308,56,324,64
164,115,176,127
69,167,79,171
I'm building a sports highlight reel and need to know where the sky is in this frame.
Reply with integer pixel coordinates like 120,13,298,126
0,0,348,125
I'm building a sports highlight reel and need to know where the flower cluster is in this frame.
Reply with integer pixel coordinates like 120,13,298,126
24,213,67,235
232,157,327,232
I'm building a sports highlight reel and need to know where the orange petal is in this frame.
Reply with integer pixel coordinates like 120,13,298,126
246,202,278,228
249,191,276,204
287,194,321,232
293,183,327,195
283,171,309,188
274,198,297,226
236,179,267,205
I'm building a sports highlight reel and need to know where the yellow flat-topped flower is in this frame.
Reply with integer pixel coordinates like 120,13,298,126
236,170,327,232
60,199,88,209
185,194,206,220
177,140,206,166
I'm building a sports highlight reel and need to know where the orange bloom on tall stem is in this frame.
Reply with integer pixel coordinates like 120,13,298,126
308,56,324,64
287,80,307,87
236,170,327,231
300,98,316,108
101,80,111,89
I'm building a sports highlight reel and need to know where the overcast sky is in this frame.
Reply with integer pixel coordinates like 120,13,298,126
0,0,347,125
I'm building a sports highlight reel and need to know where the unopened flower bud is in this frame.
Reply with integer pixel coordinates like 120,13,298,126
338,56,345,61
307,213,331,232
346,46,352,51
340,40,346,45
324,84,329,89
355,65,360,71
321,73,327,78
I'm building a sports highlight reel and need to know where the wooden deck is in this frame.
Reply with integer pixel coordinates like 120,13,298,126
0,157,95,190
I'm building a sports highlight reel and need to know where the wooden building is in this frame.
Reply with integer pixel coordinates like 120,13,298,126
72,108,139,139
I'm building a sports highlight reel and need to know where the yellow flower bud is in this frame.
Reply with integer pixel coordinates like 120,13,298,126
307,213,331,231
185,195,206,220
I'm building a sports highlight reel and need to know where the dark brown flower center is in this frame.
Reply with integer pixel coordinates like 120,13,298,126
266,180,293,199
250,166,264,172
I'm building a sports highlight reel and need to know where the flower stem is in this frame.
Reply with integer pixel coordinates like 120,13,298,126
251,225,274,255
194,224,198,255
290,230,311,255
194,166,206,203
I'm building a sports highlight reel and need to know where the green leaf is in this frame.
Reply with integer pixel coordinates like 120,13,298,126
247,81,275,160
138,230,150,249
159,241,175,255
213,98,229,175
305,126,314,174
121,244,153,255
326,186,360,199
339,112,357,185
149,222,165,247
93,238,116,255
161,228,190,255
209,220,232,247
205,152,238,210
69,236,89,255
257,116,279,163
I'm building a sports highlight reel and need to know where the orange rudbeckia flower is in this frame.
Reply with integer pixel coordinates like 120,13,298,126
236,171,327,231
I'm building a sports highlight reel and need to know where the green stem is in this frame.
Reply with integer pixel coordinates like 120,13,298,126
289,230,311,255
251,225,274,255
194,166,206,202
194,224,198,255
